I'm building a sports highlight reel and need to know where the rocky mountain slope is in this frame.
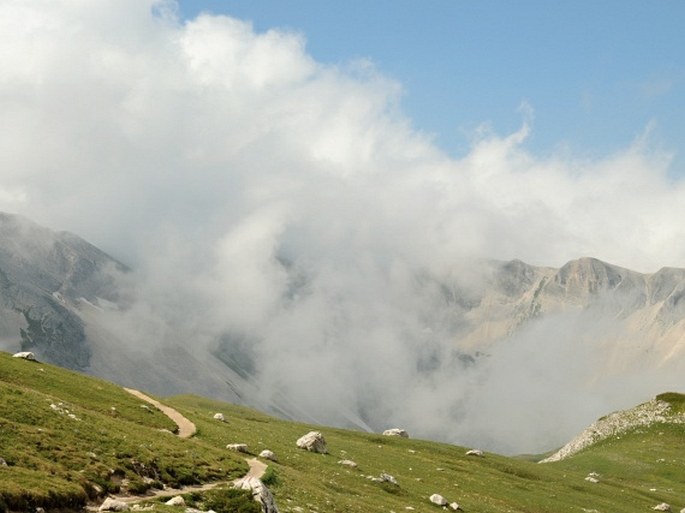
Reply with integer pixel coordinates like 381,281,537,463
540,392,685,462
0,212,254,404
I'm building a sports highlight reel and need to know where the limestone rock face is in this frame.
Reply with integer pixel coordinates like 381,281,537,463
296,431,327,453
234,477,279,513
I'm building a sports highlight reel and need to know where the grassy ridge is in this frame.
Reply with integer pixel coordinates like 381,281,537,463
2,351,685,512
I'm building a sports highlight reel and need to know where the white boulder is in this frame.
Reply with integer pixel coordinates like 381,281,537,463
213,413,225,421
449,502,462,511
653,504,671,512
259,449,278,461
296,431,328,453
337,459,358,468
379,473,398,486
12,351,36,361
383,428,409,438
234,477,279,513
99,498,129,512
429,494,448,506
465,449,484,457
226,443,249,453
165,496,185,507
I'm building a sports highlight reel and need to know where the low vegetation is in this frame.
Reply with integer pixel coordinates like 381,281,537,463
2,351,685,512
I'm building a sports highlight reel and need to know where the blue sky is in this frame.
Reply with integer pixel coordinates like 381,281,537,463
178,1,685,175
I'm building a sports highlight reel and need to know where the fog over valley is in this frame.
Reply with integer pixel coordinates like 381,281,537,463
1,1,685,454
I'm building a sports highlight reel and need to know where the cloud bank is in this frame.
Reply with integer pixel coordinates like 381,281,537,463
2,0,685,453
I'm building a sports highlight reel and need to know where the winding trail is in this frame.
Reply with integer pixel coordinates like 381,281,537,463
241,458,268,480
124,388,197,438
101,388,267,507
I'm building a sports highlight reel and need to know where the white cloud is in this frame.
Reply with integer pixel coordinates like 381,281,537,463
1,0,685,452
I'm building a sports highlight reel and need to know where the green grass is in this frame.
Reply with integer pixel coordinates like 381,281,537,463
2,350,685,512
0,352,247,511
168,394,685,513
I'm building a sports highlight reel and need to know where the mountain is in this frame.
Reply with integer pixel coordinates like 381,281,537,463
0,212,124,369
457,256,685,367
2,211,685,453
3,351,685,513
0,212,256,405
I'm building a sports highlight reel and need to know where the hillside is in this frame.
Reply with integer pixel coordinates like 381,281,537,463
2,352,685,513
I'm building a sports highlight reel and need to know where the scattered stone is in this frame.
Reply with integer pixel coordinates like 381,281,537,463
87,452,98,459
465,449,484,457
12,351,36,361
337,459,358,468
587,472,600,478
234,476,279,513
213,413,225,421
99,498,129,512
0,458,7,466
131,506,154,512
259,449,278,461
379,473,399,486
653,504,671,512
429,494,448,507
585,476,599,483
449,503,462,511
227,443,249,453
383,428,409,438
296,431,328,454
165,496,185,507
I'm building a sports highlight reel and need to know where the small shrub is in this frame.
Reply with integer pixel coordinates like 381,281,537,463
203,487,261,513
260,466,279,487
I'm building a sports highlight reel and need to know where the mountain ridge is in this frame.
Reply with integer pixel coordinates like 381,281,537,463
2,211,685,453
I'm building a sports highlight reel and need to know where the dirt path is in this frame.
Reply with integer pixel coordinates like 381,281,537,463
242,458,268,480
124,388,197,438
101,389,268,508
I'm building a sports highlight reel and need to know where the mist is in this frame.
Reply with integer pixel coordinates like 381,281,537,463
2,1,685,453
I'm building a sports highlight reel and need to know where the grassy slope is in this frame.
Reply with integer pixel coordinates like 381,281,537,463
0,352,247,511
2,351,684,512
169,394,685,513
